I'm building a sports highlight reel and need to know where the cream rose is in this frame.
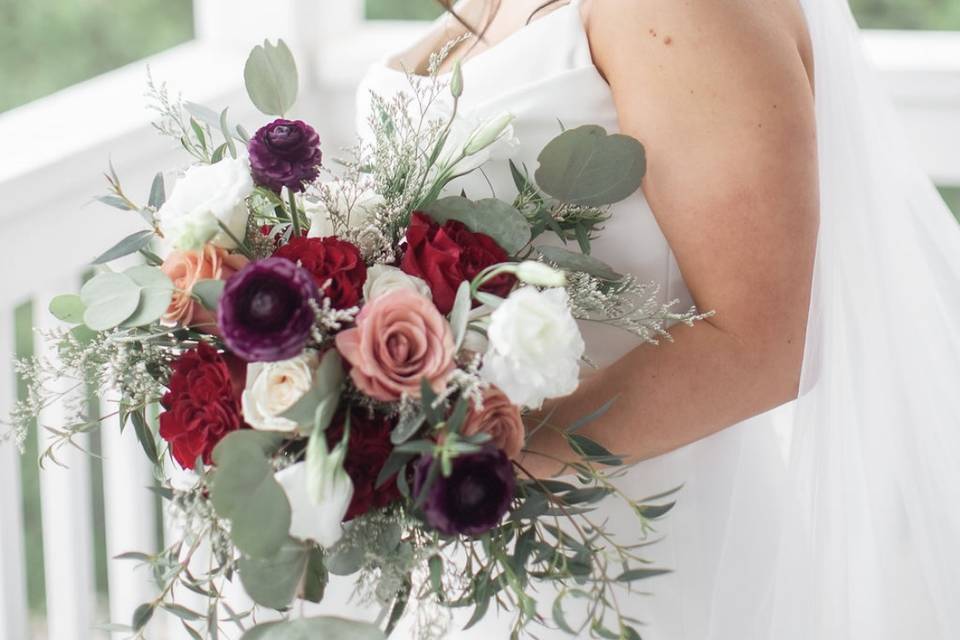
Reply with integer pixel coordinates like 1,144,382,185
363,264,432,302
241,351,320,432
158,156,254,251
481,287,585,409
275,459,352,549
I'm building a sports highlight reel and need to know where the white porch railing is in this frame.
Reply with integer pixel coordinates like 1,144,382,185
0,1,958,638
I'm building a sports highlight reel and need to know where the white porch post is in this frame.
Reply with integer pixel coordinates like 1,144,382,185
0,306,28,640
36,288,97,640
100,391,158,640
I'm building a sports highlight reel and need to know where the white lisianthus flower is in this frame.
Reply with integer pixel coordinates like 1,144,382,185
241,351,320,432
363,264,432,302
481,287,585,409
275,459,353,549
158,155,254,251
432,104,519,177
306,184,385,238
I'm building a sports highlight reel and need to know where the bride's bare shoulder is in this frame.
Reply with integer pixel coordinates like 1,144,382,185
584,0,813,88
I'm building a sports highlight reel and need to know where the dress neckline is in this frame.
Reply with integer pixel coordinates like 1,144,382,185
381,1,584,79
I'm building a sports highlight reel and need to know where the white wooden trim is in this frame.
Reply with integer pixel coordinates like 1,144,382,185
35,289,97,640
0,308,28,640
100,391,158,640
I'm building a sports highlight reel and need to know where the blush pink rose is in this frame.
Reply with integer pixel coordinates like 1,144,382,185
462,387,525,459
335,290,454,402
161,244,248,331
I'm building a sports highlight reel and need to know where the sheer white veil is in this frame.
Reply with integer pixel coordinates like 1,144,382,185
711,1,960,637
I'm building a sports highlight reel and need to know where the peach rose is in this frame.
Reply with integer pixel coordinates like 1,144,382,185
161,244,248,330
335,289,454,402
462,387,525,459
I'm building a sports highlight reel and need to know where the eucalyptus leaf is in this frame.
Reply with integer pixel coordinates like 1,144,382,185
616,568,672,582
148,173,166,209
301,546,328,603
535,125,646,207
49,294,85,324
238,539,309,609
389,411,426,446
448,281,472,349
184,101,223,131
122,265,174,328
97,195,133,211
91,230,155,265
240,617,385,640
220,107,238,159
244,39,299,117
536,246,622,281
130,409,159,464
80,272,141,330
211,433,291,558
325,543,365,576
423,196,531,254
132,602,155,631
193,279,225,312
568,433,623,466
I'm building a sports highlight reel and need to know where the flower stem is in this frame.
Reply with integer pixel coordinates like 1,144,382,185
288,189,302,238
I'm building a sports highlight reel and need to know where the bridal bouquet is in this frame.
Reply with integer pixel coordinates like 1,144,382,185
10,40,706,639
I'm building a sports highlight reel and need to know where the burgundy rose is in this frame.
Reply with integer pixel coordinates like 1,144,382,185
400,212,515,314
413,445,516,536
248,119,322,193
159,343,246,470
326,409,401,521
273,236,367,309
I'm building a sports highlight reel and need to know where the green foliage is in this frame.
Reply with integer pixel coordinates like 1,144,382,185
244,39,299,117
240,617,386,640
238,538,311,609
210,431,291,558
535,125,647,208
0,0,194,113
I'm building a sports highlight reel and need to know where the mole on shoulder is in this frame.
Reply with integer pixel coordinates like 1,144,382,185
649,28,657,37
664,36,673,45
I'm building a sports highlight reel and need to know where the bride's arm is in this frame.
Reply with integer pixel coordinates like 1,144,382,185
523,0,819,474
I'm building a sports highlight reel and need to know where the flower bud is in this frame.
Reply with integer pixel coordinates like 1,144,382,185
514,261,567,288
463,113,515,156
450,60,464,99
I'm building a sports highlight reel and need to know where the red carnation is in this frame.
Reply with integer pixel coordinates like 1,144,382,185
401,212,514,314
326,409,401,521
159,343,246,470
273,236,367,309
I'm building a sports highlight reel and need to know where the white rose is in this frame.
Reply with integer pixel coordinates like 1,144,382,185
275,460,353,549
158,156,254,251
306,184,385,238
481,287,585,409
363,264,432,302
241,351,320,433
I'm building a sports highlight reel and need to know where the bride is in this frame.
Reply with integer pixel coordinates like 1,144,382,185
348,0,960,637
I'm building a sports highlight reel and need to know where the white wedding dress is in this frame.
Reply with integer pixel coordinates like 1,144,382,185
345,1,960,638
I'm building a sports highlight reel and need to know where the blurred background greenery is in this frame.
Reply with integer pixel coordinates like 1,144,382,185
4,0,960,626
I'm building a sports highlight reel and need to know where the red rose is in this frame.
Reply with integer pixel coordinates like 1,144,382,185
326,409,401,521
273,236,367,309
159,343,246,470
400,212,514,314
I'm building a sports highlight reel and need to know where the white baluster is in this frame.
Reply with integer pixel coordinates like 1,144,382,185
0,305,29,640
35,289,97,640
100,391,159,639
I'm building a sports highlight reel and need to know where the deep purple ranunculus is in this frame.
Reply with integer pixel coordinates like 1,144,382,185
217,257,319,362
248,119,322,194
414,446,516,536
